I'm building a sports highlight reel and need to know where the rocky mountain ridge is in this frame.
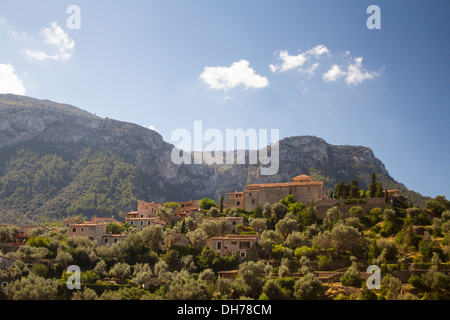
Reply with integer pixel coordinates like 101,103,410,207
0,94,428,224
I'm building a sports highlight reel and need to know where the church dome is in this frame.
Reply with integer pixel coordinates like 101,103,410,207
292,174,313,182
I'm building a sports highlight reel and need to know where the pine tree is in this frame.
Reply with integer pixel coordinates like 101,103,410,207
350,180,360,199
180,219,186,234
375,183,384,198
219,195,224,213
370,173,377,198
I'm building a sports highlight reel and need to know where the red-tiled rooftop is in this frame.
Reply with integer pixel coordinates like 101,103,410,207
246,181,324,189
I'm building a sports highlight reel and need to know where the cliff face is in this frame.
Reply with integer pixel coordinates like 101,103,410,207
0,94,424,224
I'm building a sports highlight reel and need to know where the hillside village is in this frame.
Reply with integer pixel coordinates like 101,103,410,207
0,174,449,300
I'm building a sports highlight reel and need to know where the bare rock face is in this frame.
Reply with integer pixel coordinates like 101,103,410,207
0,94,417,223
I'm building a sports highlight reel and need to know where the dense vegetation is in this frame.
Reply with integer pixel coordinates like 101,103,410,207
1,192,449,301
0,148,151,225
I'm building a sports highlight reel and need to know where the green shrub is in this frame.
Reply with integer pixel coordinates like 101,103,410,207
294,246,316,259
30,263,49,277
408,274,424,290
317,255,332,271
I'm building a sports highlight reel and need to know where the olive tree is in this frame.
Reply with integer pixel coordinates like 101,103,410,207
55,251,73,269
72,287,98,300
165,270,207,300
187,228,208,252
5,273,59,300
262,279,287,300
233,261,267,299
110,262,131,284
293,272,323,300
249,218,267,233
275,214,299,238
330,223,363,255
130,263,153,287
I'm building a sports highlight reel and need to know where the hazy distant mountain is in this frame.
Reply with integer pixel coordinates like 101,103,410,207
0,94,429,225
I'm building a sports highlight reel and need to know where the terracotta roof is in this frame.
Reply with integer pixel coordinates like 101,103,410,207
246,181,323,189
292,174,313,181
203,217,243,221
103,234,128,238
226,191,244,195
69,223,107,227
209,235,259,241
217,270,239,274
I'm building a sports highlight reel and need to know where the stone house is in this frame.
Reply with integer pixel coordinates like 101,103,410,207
126,217,166,231
125,200,166,230
226,174,327,211
136,200,162,218
68,223,108,243
101,233,128,246
208,234,260,260
62,218,85,228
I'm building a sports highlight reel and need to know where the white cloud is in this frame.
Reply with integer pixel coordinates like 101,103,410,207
323,57,380,86
269,45,329,73
323,64,346,82
304,63,319,78
305,44,330,58
345,57,379,85
269,50,307,73
26,22,74,61
0,63,26,95
200,59,269,91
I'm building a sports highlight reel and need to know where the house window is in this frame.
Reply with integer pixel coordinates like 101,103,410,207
114,239,118,243
232,221,236,225
141,215,144,218
249,193,252,197
231,241,237,245
72,228,77,232
140,221,143,225
237,201,240,206
240,252,246,257
105,238,108,243
240,241,250,249
217,242,222,250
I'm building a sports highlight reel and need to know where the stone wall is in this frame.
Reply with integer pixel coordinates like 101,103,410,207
242,184,325,211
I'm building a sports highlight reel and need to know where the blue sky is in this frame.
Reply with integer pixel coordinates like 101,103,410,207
0,0,448,199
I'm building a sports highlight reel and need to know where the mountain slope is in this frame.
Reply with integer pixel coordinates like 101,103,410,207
0,94,429,225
